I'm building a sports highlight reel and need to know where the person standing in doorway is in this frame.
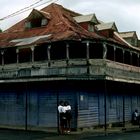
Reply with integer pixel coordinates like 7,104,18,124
132,109,139,125
64,101,72,133
58,101,66,134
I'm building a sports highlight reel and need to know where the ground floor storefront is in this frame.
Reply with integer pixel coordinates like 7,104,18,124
0,80,139,130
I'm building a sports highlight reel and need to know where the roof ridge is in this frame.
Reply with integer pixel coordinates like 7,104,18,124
119,31,136,34
48,3,81,33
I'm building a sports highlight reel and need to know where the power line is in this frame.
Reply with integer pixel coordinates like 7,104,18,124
0,0,45,20
0,0,59,21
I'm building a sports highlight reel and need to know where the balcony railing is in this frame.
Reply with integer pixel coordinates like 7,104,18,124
0,59,140,83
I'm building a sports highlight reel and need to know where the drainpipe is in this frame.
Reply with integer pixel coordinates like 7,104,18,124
104,80,107,134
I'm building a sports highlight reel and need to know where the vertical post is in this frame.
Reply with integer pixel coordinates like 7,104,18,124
130,52,132,65
138,54,139,67
31,46,35,63
113,46,116,62
123,94,125,128
123,50,125,63
1,50,4,66
103,43,107,59
104,80,107,134
86,41,90,74
16,49,19,64
25,82,28,131
47,45,51,67
86,41,89,60
66,43,69,65
57,91,59,135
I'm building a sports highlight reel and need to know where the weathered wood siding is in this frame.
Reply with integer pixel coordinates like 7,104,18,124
98,93,104,125
0,81,140,130
26,89,77,128
106,94,123,123
116,95,123,122
0,89,25,126
125,96,132,121
78,92,99,128
57,91,77,129
0,83,77,129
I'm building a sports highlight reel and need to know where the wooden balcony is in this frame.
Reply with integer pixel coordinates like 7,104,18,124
0,59,140,83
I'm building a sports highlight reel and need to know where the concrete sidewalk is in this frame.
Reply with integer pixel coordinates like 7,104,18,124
74,123,140,136
0,124,140,140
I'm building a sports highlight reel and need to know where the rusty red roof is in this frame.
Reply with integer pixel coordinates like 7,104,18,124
0,3,136,50
0,3,104,48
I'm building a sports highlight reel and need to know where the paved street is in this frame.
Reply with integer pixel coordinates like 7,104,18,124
80,132,140,140
0,129,140,140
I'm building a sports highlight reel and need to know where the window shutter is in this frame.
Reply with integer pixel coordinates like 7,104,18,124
25,22,31,29
41,19,48,26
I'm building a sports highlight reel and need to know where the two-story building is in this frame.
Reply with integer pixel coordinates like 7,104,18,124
0,3,140,131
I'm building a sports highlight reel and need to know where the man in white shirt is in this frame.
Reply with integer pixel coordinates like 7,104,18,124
58,101,66,134
64,101,72,133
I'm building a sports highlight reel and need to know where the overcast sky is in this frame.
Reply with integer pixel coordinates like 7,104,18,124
0,0,140,38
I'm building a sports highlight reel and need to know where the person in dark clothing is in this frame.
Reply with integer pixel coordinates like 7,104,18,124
58,101,66,134
64,101,72,133
132,109,139,125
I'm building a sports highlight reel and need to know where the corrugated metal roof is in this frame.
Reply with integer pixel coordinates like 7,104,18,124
0,3,103,48
73,14,99,24
0,3,135,50
119,31,136,38
95,22,118,31
10,34,51,46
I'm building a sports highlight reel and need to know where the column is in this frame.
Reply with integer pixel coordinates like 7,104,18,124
130,52,132,65
86,41,89,60
1,50,4,66
86,41,90,74
47,45,51,66
16,48,19,64
123,50,125,63
103,43,107,59
66,43,69,65
113,46,116,61
138,54,139,67
31,46,35,63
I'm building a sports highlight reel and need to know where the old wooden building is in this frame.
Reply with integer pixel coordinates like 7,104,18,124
0,3,140,131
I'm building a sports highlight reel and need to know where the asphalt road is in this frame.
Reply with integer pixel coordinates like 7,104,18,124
80,132,140,140
0,129,140,140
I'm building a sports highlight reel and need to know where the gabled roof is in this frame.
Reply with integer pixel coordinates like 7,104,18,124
73,14,99,24
118,31,138,39
0,3,103,48
95,22,118,31
114,32,140,51
26,9,51,20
